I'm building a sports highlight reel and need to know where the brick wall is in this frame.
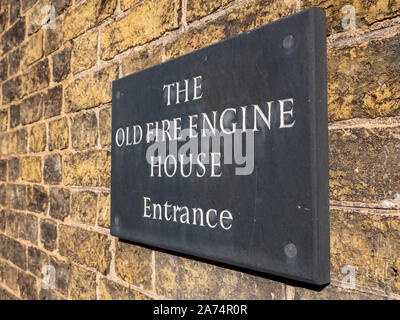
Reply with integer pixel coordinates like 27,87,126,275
0,0,399,300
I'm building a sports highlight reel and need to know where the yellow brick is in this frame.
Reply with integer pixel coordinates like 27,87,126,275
97,192,110,228
70,265,97,300
59,225,111,273
29,122,46,153
305,0,400,34
8,130,28,155
25,30,43,66
327,33,400,121
331,208,400,295
48,118,69,151
187,0,234,22
101,0,180,60
0,134,8,156
155,251,285,299
99,279,150,300
121,45,163,76
120,0,143,11
21,156,42,182
71,29,98,74
165,23,226,60
0,109,7,131
329,126,400,203
115,241,152,289
64,0,117,40
71,110,98,150
64,64,118,113
70,191,97,225
166,0,296,60
63,150,110,187
99,106,111,147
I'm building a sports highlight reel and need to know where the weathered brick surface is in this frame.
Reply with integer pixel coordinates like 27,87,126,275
17,272,37,300
44,16,63,55
329,126,400,204
0,260,18,292
18,213,38,244
100,279,150,300
0,210,5,231
0,184,5,206
0,109,7,131
99,106,111,146
24,30,43,66
8,129,27,155
43,86,63,119
40,219,57,251
28,246,48,277
70,191,97,225
20,156,42,182
27,184,48,213
327,33,400,122
40,289,62,300
7,157,20,181
49,256,71,295
64,65,118,112
23,59,50,94
187,0,234,22
52,47,71,82
101,0,180,60
59,225,111,274
97,192,110,228
29,122,46,153
9,47,23,76
305,0,400,34
71,110,98,150
166,0,297,60
1,18,25,55
6,184,26,210
69,265,96,299
0,58,7,82
9,0,20,24
22,0,39,12
20,94,42,125
43,154,62,185
48,118,69,150
9,104,20,128
294,285,387,300
63,150,111,187
0,234,26,270
49,188,70,221
155,251,285,299
115,241,152,290
0,287,18,300
63,0,116,41
0,159,6,180
120,0,143,11
330,208,400,295
121,45,163,76
4,210,18,237
2,76,23,104
71,29,98,74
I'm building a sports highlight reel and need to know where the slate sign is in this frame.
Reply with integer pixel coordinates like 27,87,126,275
111,8,329,285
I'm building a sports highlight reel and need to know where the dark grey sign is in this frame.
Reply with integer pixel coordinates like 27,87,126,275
111,8,329,285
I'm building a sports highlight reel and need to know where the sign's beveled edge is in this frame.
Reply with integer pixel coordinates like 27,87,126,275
110,7,330,286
